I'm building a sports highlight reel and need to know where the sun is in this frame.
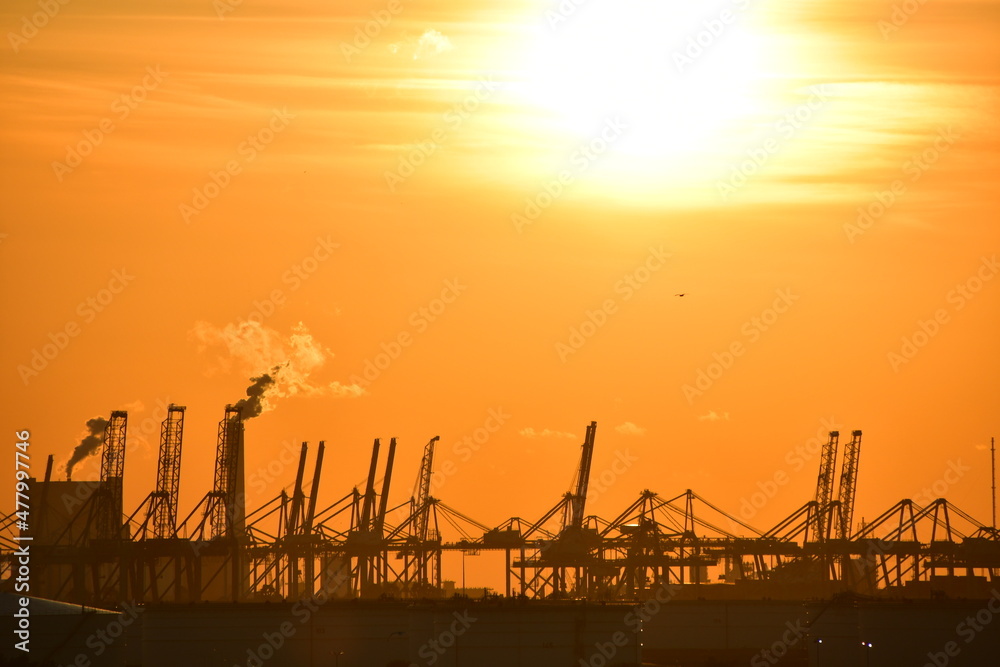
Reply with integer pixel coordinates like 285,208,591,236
514,0,771,181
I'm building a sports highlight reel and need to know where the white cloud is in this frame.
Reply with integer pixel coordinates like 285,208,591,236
519,427,575,439
329,381,366,398
389,29,454,60
615,422,646,436
698,411,731,422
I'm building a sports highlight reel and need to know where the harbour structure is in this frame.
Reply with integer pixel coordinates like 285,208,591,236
3,406,999,609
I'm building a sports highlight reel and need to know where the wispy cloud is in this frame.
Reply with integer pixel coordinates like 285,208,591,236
389,29,454,60
519,427,575,439
615,421,647,436
698,411,731,422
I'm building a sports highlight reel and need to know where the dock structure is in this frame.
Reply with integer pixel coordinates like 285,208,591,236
4,406,999,608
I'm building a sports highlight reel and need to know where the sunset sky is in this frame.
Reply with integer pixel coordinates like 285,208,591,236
2,0,998,584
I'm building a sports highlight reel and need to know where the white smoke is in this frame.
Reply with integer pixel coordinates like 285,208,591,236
190,320,365,415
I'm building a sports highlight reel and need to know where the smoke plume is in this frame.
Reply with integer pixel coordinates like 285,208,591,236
190,320,365,417
233,367,280,420
66,416,108,480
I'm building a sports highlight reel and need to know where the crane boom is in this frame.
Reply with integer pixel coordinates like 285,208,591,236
569,421,598,530
210,405,243,538
288,442,308,535
413,436,440,540
303,441,325,534
97,411,128,540
813,430,839,540
152,404,185,539
360,438,381,530
837,430,863,539
375,438,397,534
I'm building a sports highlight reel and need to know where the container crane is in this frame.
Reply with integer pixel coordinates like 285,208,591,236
837,430,863,539
812,431,839,541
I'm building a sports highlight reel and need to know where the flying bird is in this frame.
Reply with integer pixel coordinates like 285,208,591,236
675,293,686,297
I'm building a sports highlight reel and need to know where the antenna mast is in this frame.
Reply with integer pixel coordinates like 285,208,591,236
991,436,996,530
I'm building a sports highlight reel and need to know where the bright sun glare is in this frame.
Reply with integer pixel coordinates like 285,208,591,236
518,0,769,179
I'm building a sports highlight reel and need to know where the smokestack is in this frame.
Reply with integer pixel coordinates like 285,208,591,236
232,366,282,420
66,416,108,480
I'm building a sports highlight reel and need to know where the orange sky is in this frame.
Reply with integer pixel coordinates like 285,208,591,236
2,0,999,584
